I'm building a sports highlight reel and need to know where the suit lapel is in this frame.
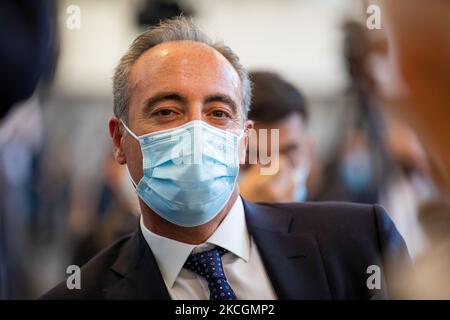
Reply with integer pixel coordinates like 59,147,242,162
243,199,332,299
102,228,171,300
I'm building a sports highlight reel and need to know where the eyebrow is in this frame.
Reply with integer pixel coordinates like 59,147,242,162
204,94,238,114
142,92,186,114
281,142,301,154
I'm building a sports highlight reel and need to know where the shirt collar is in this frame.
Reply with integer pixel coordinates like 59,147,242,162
140,196,250,288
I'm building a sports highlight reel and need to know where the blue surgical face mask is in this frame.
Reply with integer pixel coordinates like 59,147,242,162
121,120,243,227
293,164,310,202
339,147,373,193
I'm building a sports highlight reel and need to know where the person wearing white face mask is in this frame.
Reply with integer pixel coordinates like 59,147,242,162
41,17,411,300
239,71,314,203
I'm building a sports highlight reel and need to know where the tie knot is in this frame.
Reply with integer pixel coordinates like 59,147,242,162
183,246,237,300
183,246,228,280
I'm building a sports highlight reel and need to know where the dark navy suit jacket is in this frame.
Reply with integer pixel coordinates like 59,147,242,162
41,199,411,299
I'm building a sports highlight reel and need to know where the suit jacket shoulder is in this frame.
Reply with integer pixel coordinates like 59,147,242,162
244,201,411,299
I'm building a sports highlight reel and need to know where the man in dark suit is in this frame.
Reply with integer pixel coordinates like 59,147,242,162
41,16,410,300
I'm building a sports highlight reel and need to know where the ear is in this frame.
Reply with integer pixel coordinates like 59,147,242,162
109,116,127,165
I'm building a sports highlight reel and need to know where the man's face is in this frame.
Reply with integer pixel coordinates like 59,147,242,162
254,113,311,170
110,40,250,186
239,113,314,202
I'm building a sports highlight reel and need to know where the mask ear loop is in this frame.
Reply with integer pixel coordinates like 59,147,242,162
119,120,139,188
238,127,245,140
125,165,138,189
120,119,139,141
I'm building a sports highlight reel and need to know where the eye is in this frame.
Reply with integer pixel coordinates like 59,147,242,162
211,110,231,118
154,109,176,117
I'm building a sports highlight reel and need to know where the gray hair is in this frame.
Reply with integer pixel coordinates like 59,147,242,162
113,16,251,123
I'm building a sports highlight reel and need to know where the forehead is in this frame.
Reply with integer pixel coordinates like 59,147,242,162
128,40,241,94
255,113,305,131
255,113,306,147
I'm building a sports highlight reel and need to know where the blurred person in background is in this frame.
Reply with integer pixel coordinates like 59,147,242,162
0,0,58,299
379,114,436,258
374,0,450,195
42,17,410,300
0,0,57,120
315,20,437,259
239,71,315,203
314,21,390,205
370,0,450,299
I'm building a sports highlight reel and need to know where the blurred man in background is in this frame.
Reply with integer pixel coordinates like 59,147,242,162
315,21,388,205
315,20,436,259
0,0,58,299
239,71,315,203
371,0,450,299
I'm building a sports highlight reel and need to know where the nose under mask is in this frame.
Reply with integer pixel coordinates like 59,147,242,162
121,120,243,227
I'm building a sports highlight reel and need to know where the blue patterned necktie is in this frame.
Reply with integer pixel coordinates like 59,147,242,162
183,246,237,300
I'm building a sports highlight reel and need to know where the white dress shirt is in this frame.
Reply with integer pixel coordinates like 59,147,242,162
140,196,277,300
